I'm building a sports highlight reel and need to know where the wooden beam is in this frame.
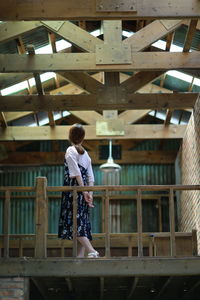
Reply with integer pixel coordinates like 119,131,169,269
0,112,7,127
42,21,103,53
27,45,55,126
183,19,198,52
1,1,200,20
0,21,41,43
27,45,44,95
123,20,182,51
118,110,150,124
0,150,177,165
0,125,186,141
70,111,103,125
58,71,104,94
0,258,200,277
2,52,200,72
165,109,173,125
166,32,174,51
35,177,48,258
120,71,164,94
0,93,197,111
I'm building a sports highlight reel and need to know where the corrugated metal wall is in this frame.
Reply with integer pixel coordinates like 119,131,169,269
0,163,175,234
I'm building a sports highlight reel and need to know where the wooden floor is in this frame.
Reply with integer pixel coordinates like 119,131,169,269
0,257,199,300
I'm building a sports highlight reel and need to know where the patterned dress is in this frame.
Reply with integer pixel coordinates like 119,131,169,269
58,148,93,240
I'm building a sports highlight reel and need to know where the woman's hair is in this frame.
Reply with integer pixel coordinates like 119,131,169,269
69,124,85,155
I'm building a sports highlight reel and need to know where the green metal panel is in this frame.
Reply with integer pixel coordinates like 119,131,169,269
0,163,175,234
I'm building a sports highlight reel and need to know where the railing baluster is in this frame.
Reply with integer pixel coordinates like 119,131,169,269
4,190,11,258
105,189,110,258
35,177,48,258
72,189,77,257
137,189,143,257
169,187,176,256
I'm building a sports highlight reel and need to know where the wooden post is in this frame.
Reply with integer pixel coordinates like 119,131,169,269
137,189,143,257
158,197,162,232
192,229,198,256
169,188,176,256
4,190,11,258
72,189,77,257
35,177,48,258
105,189,110,258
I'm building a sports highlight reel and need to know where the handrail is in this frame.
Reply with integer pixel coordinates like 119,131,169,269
47,185,200,192
1,180,199,259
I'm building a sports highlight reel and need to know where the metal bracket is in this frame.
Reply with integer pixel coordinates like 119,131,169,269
96,0,137,12
96,119,125,136
96,44,131,65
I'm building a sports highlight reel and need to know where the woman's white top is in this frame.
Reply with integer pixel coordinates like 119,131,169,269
65,146,94,183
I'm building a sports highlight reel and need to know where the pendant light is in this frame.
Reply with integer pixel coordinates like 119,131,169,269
99,140,121,172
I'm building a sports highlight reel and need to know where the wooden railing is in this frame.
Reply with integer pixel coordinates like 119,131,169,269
0,177,199,259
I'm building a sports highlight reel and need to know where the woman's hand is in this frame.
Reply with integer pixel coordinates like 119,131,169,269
83,191,94,208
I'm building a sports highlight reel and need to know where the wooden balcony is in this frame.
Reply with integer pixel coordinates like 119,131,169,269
0,179,200,299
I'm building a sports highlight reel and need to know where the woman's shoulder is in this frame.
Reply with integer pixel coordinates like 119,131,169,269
66,146,78,156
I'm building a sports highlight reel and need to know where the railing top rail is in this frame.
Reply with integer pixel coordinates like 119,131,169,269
47,184,200,192
0,186,35,192
0,185,199,193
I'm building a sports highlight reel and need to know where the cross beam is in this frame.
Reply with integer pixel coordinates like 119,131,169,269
0,0,199,20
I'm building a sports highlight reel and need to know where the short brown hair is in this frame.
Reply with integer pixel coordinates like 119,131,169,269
69,124,85,145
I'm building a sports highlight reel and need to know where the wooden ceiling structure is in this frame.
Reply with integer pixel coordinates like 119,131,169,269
0,1,200,165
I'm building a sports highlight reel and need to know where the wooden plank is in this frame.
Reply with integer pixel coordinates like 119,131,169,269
35,177,48,258
183,19,198,52
124,20,182,51
0,93,197,111
1,0,200,20
42,21,103,53
1,258,200,277
2,52,200,72
72,190,77,257
166,32,174,51
105,189,111,258
3,190,11,258
0,21,41,43
136,189,143,257
169,188,176,257
0,125,187,141
58,71,104,94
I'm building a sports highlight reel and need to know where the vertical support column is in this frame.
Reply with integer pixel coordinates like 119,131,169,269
72,189,77,257
4,190,11,258
105,189,110,257
169,187,176,256
137,189,143,257
35,177,48,258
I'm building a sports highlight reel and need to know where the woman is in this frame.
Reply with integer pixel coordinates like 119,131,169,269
58,124,99,258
